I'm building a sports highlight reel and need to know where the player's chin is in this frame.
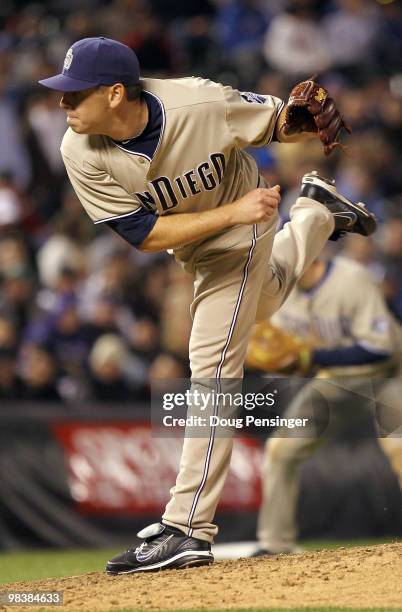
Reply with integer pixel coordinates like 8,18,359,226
66,118,87,134
69,123,89,134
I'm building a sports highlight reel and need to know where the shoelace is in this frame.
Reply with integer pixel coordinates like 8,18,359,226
135,541,147,555
135,535,174,561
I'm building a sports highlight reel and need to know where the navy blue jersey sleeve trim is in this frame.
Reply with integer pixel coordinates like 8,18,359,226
271,100,285,143
312,343,390,367
106,207,158,248
94,207,143,224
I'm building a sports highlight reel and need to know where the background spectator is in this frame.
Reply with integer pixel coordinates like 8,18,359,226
0,0,400,406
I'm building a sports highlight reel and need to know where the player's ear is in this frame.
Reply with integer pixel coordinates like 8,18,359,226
109,83,125,108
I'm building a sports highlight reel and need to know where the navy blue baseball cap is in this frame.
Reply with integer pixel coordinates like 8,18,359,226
39,37,140,92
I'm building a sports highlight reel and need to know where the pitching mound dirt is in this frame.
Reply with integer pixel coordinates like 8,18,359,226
2,543,401,611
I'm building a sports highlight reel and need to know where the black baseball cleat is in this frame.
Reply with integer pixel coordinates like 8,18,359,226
251,548,278,557
251,546,303,557
300,171,377,240
106,523,214,574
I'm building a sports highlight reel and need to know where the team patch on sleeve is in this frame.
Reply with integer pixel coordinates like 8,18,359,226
371,316,389,334
240,91,267,105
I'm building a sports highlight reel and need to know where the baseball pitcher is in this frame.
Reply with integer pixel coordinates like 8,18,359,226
39,37,376,573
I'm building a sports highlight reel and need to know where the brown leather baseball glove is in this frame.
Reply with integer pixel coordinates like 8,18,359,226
245,321,312,374
282,78,351,156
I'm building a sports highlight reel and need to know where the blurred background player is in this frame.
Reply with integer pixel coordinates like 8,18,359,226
247,255,402,555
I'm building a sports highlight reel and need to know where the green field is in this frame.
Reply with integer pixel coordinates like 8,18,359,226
0,538,398,585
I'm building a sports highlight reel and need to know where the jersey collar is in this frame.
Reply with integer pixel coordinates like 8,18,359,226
302,260,335,297
111,90,166,163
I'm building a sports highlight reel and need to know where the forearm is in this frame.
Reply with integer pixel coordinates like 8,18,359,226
275,106,318,143
139,204,237,252
139,185,281,252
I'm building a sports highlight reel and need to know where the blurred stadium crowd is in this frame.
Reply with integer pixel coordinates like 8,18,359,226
0,0,401,403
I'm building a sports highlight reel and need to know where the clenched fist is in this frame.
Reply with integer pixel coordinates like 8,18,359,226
230,185,281,225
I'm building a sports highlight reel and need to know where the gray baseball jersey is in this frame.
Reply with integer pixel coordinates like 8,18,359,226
271,256,396,357
61,77,283,260
257,256,402,553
